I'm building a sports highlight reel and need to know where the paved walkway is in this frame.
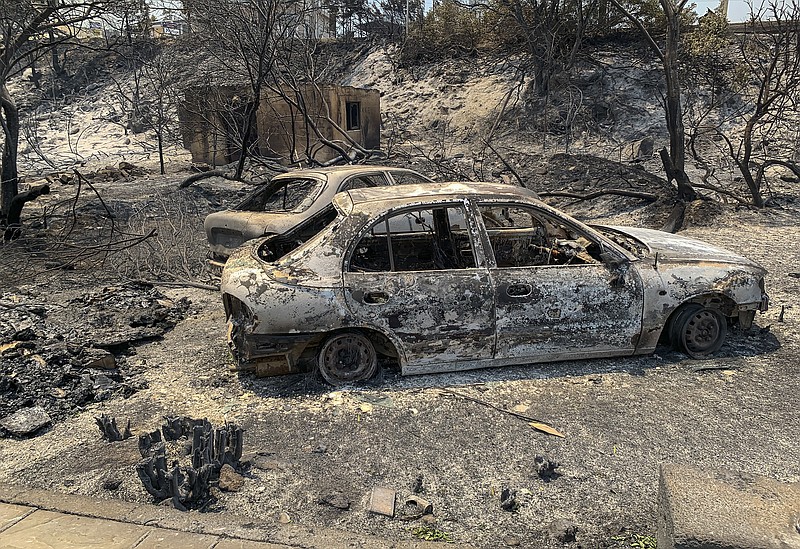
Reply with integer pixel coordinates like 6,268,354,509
0,484,456,549
0,501,291,549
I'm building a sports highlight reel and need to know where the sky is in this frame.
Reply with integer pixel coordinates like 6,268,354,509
418,0,771,22
693,0,758,22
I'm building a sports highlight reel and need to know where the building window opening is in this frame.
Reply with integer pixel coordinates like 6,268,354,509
346,102,361,130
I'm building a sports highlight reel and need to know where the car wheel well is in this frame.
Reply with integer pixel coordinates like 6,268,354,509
317,327,399,360
660,294,734,345
681,293,737,317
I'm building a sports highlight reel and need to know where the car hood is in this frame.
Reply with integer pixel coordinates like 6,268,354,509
602,226,766,273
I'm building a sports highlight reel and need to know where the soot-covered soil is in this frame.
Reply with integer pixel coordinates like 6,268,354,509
0,167,797,549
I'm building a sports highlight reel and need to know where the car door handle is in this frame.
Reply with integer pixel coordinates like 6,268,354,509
363,291,389,304
506,283,532,297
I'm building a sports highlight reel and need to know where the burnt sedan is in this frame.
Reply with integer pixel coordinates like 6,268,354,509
221,182,768,385
205,165,431,266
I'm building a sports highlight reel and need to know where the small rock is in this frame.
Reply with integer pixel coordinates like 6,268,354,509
86,349,116,369
548,519,578,543
534,455,560,482
421,514,437,525
218,464,244,492
0,406,51,436
411,474,424,494
102,477,123,491
500,487,518,512
504,536,521,546
311,444,327,454
319,492,350,510
632,136,655,159
278,511,291,524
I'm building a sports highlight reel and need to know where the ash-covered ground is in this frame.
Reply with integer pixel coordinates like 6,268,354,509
0,42,798,549
0,164,797,549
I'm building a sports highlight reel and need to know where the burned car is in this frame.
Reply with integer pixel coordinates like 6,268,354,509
221,182,768,385
205,165,432,266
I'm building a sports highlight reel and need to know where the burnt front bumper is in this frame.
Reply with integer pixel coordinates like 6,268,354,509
224,293,317,376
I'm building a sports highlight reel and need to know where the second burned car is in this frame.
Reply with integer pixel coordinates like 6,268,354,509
221,182,768,385
204,165,432,266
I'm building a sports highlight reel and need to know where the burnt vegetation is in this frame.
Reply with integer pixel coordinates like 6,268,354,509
0,0,797,432
0,0,797,545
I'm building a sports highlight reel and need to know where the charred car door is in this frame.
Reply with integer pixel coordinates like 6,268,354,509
343,204,495,371
477,204,644,361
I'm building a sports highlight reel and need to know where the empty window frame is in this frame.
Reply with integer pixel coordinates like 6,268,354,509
350,206,476,272
478,204,602,267
346,102,361,131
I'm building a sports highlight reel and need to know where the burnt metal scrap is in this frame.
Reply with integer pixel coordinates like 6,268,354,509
136,416,244,511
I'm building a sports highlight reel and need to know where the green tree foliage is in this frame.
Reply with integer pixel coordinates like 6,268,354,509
401,0,482,63
682,7,742,95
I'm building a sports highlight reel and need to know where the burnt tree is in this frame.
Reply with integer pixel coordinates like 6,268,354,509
0,0,112,219
609,0,697,201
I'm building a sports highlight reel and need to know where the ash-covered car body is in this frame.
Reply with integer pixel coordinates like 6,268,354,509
205,165,432,266
221,182,768,384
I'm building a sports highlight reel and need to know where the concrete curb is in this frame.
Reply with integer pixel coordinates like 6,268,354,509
0,484,468,549
657,464,800,549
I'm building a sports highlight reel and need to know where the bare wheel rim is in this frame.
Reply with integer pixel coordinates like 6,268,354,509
681,308,725,356
319,333,377,384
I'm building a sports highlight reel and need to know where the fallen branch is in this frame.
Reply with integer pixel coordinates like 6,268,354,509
538,189,658,201
178,170,240,189
439,389,565,437
483,139,524,188
137,279,220,292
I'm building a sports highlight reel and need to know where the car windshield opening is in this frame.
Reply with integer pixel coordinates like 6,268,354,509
237,178,323,213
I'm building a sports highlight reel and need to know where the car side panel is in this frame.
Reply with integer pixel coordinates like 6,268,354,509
492,263,644,360
343,270,496,368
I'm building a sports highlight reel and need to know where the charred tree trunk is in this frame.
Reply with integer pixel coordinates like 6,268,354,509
662,4,696,202
738,118,765,207
660,147,696,202
3,184,50,240
234,98,260,181
48,29,63,76
0,83,21,219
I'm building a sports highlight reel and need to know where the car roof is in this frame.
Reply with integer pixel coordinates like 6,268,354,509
334,182,541,213
272,165,422,180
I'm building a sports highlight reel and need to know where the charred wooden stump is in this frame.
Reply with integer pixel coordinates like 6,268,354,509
135,416,244,510
138,429,162,457
95,414,132,442
136,442,171,500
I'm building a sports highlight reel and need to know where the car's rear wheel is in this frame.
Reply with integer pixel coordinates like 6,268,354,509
670,303,727,358
317,332,378,385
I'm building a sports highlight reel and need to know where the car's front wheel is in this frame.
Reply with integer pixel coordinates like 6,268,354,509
317,332,378,385
670,303,727,358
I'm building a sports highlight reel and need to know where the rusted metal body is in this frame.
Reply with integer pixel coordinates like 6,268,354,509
204,165,432,266
220,182,768,379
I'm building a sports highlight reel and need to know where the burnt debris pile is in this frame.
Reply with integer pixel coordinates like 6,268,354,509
137,416,244,511
0,282,190,438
